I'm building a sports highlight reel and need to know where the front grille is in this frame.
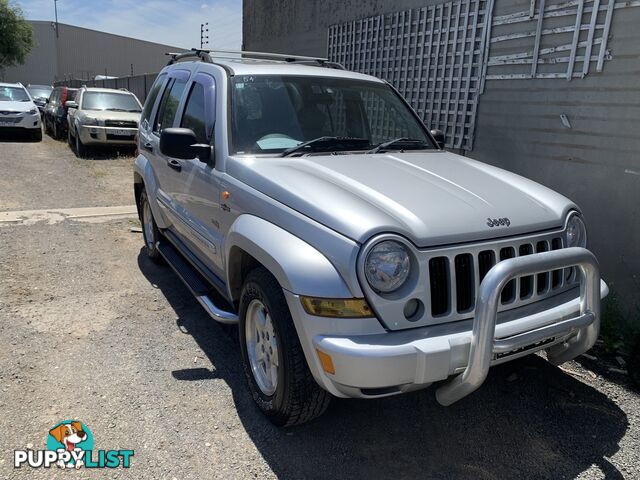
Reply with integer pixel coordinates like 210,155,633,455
106,133,135,141
105,120,137,128
425,233,575,322
0,117,21,124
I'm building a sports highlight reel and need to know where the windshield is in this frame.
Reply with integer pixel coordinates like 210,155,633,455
0,86,31,102
230,75,434,155
27,86,52,99
81,92,141,112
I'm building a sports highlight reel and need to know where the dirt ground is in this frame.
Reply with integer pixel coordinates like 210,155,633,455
1,133,639,479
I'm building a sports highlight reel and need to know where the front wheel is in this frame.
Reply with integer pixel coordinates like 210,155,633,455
75,129,88,158
239,267,331,426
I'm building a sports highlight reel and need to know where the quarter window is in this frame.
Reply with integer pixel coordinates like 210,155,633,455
154,78,187,134
180,83,208,143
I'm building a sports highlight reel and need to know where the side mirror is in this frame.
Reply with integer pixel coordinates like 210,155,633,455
430,129,445,149
160,128,214,164
65,100,78,109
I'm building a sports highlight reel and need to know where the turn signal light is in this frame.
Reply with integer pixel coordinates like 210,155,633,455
300,297,373,318
316,349,335,375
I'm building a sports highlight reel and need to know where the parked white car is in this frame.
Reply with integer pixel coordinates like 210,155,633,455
0,82,42,141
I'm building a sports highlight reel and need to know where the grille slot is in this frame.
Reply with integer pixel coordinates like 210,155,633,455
499,247,516,304
551,238,563,288
536,241,550,293
429,257,450,316
519,244,534,299
478,250,495,283
454,254,474,312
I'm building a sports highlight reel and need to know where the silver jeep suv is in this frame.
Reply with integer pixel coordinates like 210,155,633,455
134,49,607,426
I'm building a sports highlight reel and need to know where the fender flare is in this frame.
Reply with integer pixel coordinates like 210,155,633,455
225,215,353,300
133,155,170,229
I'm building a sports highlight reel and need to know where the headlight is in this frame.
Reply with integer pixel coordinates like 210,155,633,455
28,108,37,115
83,117,98,126
565,212,587,247
364,240,411,293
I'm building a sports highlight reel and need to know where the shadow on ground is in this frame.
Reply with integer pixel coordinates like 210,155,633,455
138,251,628,480
0,130,41,143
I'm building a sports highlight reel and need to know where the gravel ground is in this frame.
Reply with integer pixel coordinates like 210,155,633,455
1,133,639,479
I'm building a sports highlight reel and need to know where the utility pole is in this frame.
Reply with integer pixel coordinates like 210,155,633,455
54,0,59,37
200,22,209,49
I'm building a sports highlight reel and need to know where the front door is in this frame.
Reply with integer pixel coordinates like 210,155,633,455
168,70,224,278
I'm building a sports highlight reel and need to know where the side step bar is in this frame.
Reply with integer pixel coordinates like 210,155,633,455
156,240,239,325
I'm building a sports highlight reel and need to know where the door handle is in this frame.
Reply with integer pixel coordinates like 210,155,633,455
167,158,182,171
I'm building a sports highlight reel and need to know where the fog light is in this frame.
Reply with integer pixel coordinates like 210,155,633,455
300,297,372,318
316,349,335,375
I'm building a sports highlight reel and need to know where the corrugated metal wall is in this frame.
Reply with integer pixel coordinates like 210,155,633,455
472,0,640,306
1,21,180,85
243,0,640,311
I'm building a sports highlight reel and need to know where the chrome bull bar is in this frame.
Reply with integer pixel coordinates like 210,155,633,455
436,247,600,406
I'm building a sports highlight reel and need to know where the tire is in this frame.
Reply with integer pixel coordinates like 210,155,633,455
139,189,163,263
239,267,331,426
75,128,88,158
52,120,60,140
44,117,50,135
68,126,74,148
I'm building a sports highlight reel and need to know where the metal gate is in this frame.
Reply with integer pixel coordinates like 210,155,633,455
328,0,495,150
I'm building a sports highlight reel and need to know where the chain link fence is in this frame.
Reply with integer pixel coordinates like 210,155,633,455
54,73,159,103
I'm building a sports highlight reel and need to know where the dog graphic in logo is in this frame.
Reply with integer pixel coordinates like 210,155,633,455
47,421,93,469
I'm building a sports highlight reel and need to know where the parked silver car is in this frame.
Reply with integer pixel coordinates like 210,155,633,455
67,87,142,157
134,49,607,426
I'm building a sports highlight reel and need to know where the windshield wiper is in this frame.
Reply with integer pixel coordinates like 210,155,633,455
280,136,370,157
367,137,432,154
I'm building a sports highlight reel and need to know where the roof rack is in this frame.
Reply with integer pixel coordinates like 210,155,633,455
165,48,344,69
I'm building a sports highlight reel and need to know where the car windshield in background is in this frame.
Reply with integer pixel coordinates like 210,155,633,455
81,92,141,112
0,87,31,102
27,86,52,99
230,75,434,155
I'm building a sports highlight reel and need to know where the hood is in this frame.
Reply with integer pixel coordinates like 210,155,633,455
228,151,576,247
0,100,34,113
85,110,141,124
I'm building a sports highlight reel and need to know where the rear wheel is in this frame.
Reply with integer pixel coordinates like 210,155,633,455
239,267,331,426
139,189,162,263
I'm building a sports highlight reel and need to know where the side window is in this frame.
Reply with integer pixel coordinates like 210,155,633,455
50,90,59,105
140,74,166,129
153,78,187,134
180,83,207,144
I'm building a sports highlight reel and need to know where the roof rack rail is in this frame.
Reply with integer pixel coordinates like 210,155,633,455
165,48,344,69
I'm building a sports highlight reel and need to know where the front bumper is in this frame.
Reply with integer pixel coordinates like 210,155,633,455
0,113,40,130
288,248,607,401
78,125,137,145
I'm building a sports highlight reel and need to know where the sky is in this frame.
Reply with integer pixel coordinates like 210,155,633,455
15,0,242,50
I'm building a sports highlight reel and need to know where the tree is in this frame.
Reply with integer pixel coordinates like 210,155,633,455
0,0,34,70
